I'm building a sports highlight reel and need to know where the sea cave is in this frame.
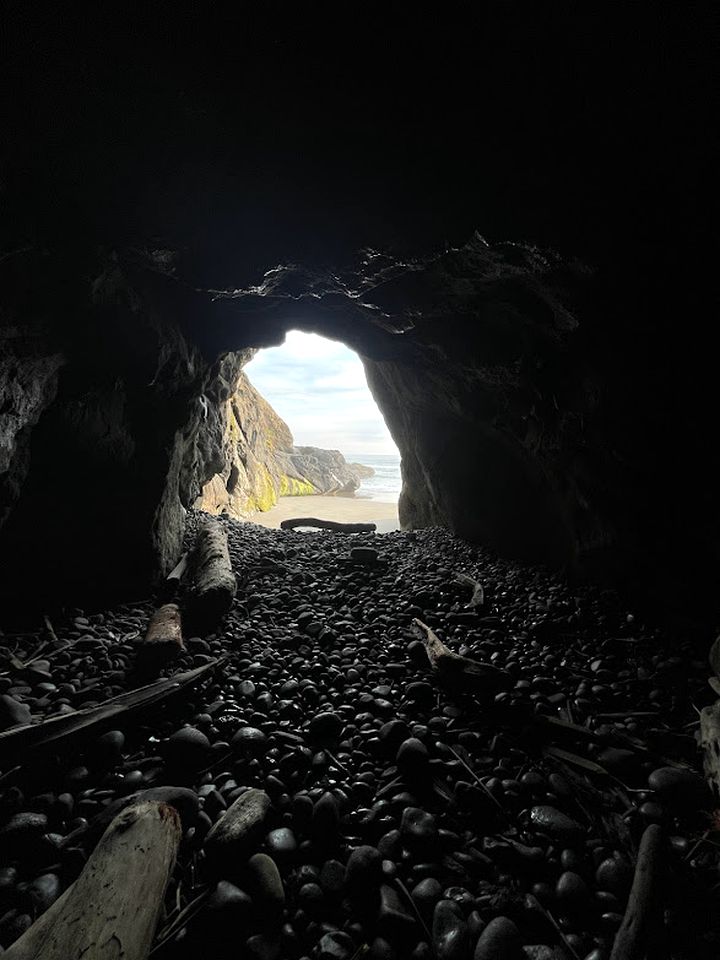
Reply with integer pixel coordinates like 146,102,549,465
0,6,716,959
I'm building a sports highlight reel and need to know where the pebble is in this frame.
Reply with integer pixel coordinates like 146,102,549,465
266,827,297,861
647,766,707,807
207,880,253,921
308,712,343,741
377,883,415,938
232,727,268,755
0,695,31,730
318,931,357,960
0,517,712,959
529,806,583,844
164,726,212,767
345,845,383,900
473,916,522,960
396,738,429,779
433,898,469,960
247,853,285,919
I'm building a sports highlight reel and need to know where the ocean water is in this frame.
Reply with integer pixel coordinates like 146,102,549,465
347,452,402,503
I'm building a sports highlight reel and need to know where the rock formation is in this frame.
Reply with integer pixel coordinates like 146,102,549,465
0,6,712,618
195,370,374,519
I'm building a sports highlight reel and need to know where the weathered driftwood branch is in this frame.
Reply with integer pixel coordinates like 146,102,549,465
455,572,485,609
280,517,376,533
187,520,236,630
4,800,181,960
412,619,511,693
609,823,663,960
0,659,222,762
136,603,184,670
699,700,720,800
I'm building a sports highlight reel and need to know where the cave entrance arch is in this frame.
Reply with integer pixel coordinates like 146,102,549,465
194,330,401,526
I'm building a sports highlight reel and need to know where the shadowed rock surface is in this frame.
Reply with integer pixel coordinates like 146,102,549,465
0,6,713,620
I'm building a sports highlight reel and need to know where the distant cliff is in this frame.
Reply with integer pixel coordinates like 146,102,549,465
195,371,374,518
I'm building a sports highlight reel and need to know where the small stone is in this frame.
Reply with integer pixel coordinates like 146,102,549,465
247,853,284,919
26,873,61,913
401,807,438,847
595,856,633,897
555,871,591,911
0,695,31,730
298,882,324,916
318,931,356,960
308,712,343,741
346,845,383,900
396,738,429,779
311,792,340,848
647,767,707,808
350,547,379,564
164,727,212,767
266,827,297,861
0,812,49,854
529,806,583,844
205,788,271,871
246,933,281,960
319,859,346,899
411,877,443,922
473,916,522,960
231,727,268,756
378,720,411,756
207,880,253,922
378,883,415,938
433,899,469,960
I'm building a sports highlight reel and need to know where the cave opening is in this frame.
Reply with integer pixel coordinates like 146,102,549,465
195,330,401,532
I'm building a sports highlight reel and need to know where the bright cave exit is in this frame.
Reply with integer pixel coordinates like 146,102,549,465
240,331,401,529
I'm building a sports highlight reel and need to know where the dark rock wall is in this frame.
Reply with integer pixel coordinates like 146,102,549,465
0,7,713,615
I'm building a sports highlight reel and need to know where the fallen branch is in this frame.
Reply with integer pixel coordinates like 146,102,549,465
187,520,236,631
699,700,720,800
0,659,223,762
609,823,663,960
136,603,184,670
412,619,511,693
455,572,485,608
4,800,181,960
280,517,376,533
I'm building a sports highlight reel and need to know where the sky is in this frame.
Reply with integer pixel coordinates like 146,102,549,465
244,331,399,456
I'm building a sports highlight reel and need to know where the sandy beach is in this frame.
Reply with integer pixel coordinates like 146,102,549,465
249,495,400,531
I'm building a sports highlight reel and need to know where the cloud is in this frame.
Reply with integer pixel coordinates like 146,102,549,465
244,330,398,455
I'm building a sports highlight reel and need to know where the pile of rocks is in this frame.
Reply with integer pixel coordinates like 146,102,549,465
0,514,717,959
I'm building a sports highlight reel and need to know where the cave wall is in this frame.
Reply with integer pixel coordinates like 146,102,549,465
0,254,245,607
0,232,717,619
0,6,713,616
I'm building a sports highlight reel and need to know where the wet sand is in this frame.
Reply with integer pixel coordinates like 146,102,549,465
249,495,400,531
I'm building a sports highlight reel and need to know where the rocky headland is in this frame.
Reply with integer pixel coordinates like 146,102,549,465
195,370,374,519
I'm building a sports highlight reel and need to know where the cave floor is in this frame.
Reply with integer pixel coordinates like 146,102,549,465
0,515,718,958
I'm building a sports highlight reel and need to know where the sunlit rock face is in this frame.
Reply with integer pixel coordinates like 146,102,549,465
195,370,373,519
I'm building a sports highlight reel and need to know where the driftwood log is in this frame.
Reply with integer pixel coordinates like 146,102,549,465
280,517,376,533
136,603,184,670
699,700,720,800
0,659,222,763
609,823,663,960
412,619,511,694
187,520,236,631
455,572,485,608
4,800,181,960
